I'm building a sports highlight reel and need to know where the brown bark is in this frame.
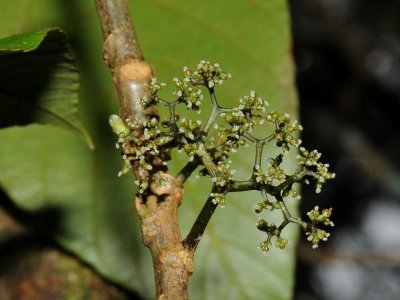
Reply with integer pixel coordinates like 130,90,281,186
136,172,194,299
94,1,193,299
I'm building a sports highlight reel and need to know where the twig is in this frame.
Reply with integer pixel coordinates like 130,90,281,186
176,157,202,184
95,0,153,122
94,0,143,65
94,1,193,299
183,191,218,251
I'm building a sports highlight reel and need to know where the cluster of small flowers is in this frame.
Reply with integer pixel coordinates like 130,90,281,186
297,147,336,193
219,91,269,144
177,118,202,141
143,62,231,114
216,159,235,179
148,77,166,95
210,124,246,160
143,118,161,140
173,77,203,111
211,173,232,188
109,61,338,256
179,142,199,162
254,197,285,213
211,160,236,187
224,108,251,132
239,90,269,111
210,192,226,207
140,96,152,108
305,206,334,249
183,60,232,89
307,206,334,227
306,228,331,249
141,78,166,108
207,92,267,160
284,188,301,200
254,161,286,185
136,157,152,193
194,148,236,189
265,111,303,153
109,114,170,193
256,219,288,252
254,200,271,214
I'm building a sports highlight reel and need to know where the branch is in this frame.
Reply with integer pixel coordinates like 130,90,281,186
95,0,143,64
176,157,202,184
183,190,218,251
95,0,153,122
183,171,311,251
94,1,193,299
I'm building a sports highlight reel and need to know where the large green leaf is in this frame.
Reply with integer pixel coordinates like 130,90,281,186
0,124,153,292
0,1,299,299
0,28,93,148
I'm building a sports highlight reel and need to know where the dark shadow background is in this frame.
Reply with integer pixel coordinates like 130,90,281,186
289,0,400,299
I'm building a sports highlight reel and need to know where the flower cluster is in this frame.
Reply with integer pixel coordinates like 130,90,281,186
169,60,232,112
297,147,336,193
211,166,235,187
202,91,270,164
224,91,269,130
256,219,289,251
307,206,334,226
177,118,202,141
109,60,335,254
254,161,286,185
173,77,203,111
265,111,303,152
184,60,231,88
141,78,166,107
109,114,169,193
306,227,330,249
254,199,284,213
305,206,334,248
210,122,245,158
240,90,269,111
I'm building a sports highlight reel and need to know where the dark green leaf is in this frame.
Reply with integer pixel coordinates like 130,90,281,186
0,28,60,53
0,125,153,294
0,28,93,148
